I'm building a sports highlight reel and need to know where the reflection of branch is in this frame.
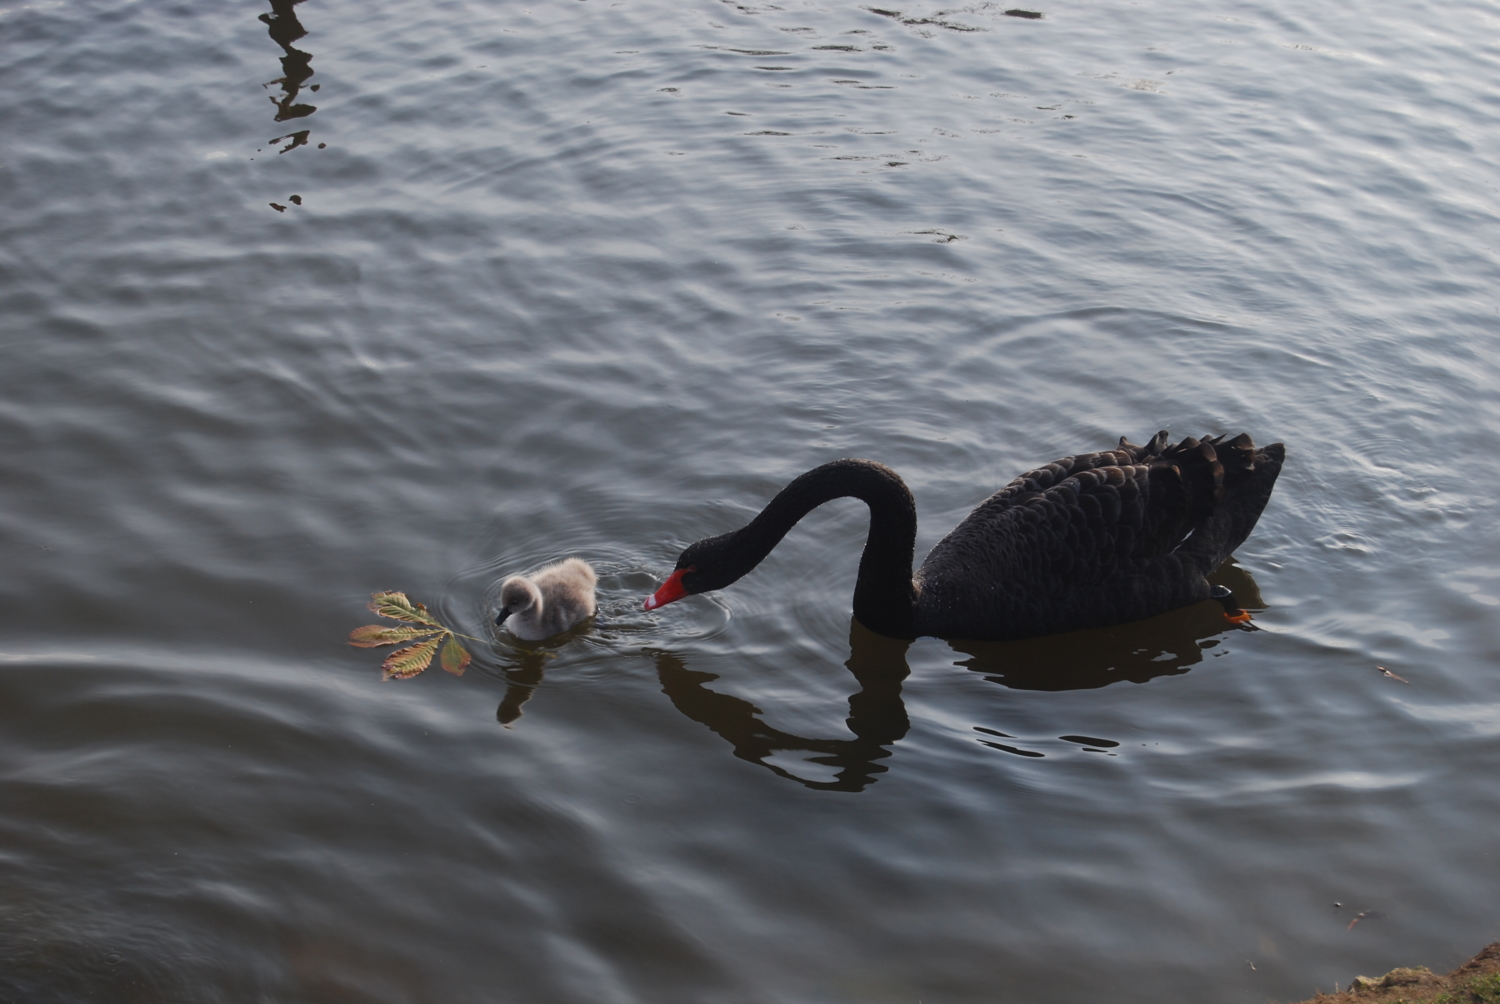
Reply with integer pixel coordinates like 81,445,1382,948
260,0,308,48
270,94,316,124
259,0,316,129
271,130,311,154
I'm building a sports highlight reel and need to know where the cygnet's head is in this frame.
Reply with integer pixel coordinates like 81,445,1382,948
495,576,542,627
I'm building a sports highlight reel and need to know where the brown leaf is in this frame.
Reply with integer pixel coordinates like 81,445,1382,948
367,591,441,627
1376,665,1410,684
349,624,443,648
440,636,471,676
382,636,442,680
1348,909,1387,931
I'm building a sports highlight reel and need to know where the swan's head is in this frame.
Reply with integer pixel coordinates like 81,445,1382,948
643,534,740,610
495,576,542,626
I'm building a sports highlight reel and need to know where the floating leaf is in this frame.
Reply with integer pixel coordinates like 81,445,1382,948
367,591,441,627
440,636,472,676
356,591,486,681
382,636,443,680
349,624,443,648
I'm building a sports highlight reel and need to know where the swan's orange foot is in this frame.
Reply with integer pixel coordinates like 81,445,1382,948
1209,585,1256,629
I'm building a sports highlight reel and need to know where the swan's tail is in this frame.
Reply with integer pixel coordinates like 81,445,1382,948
1176,433,1285,571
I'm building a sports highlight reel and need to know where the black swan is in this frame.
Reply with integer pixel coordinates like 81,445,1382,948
644,431,1284,641
495,558,598,640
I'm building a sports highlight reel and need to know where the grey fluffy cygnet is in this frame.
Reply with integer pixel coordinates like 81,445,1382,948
494,558,598,640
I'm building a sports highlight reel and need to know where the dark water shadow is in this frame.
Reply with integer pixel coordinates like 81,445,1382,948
491,620,596,727
641,561,1265,791
646,620,913,792
495,651,549,726
951,560,1265,691
488,621,911,792
260,0,317,150
490,563,1264,790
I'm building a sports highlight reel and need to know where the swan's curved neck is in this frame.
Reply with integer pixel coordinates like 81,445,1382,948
712,460,918,637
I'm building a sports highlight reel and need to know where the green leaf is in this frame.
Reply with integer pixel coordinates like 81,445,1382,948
367,591,441,627
440,636,472,676
348,624,444,648
381,636,442,680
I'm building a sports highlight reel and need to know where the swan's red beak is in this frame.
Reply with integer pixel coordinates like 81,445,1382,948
644,568,691,611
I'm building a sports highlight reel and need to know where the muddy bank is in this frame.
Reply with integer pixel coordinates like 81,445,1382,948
1291,942,1500,1003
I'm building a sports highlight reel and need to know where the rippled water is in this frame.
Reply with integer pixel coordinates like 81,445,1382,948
3,0,1499,999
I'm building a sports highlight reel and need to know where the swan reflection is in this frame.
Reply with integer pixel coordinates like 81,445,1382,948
649,630,910,792
952,559,1264,691
496,562,1262,790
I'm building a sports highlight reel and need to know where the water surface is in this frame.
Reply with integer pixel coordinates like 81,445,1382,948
3,0,1500,1000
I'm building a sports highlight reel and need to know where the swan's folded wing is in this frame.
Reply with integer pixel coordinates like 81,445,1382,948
920,438,1228,596
964,430,1171,520
924,463,1151,588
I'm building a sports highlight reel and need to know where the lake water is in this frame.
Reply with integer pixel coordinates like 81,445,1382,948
3,0,1499,1000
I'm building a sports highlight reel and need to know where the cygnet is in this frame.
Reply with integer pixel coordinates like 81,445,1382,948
494,558,598,640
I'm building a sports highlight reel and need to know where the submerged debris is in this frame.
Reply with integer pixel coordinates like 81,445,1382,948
1347,909,1388,931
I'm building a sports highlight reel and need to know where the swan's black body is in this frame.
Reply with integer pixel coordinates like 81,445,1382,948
658,431,1284,641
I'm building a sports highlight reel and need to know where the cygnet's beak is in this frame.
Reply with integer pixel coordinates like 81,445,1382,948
494,609,511,626
644,568,691,611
